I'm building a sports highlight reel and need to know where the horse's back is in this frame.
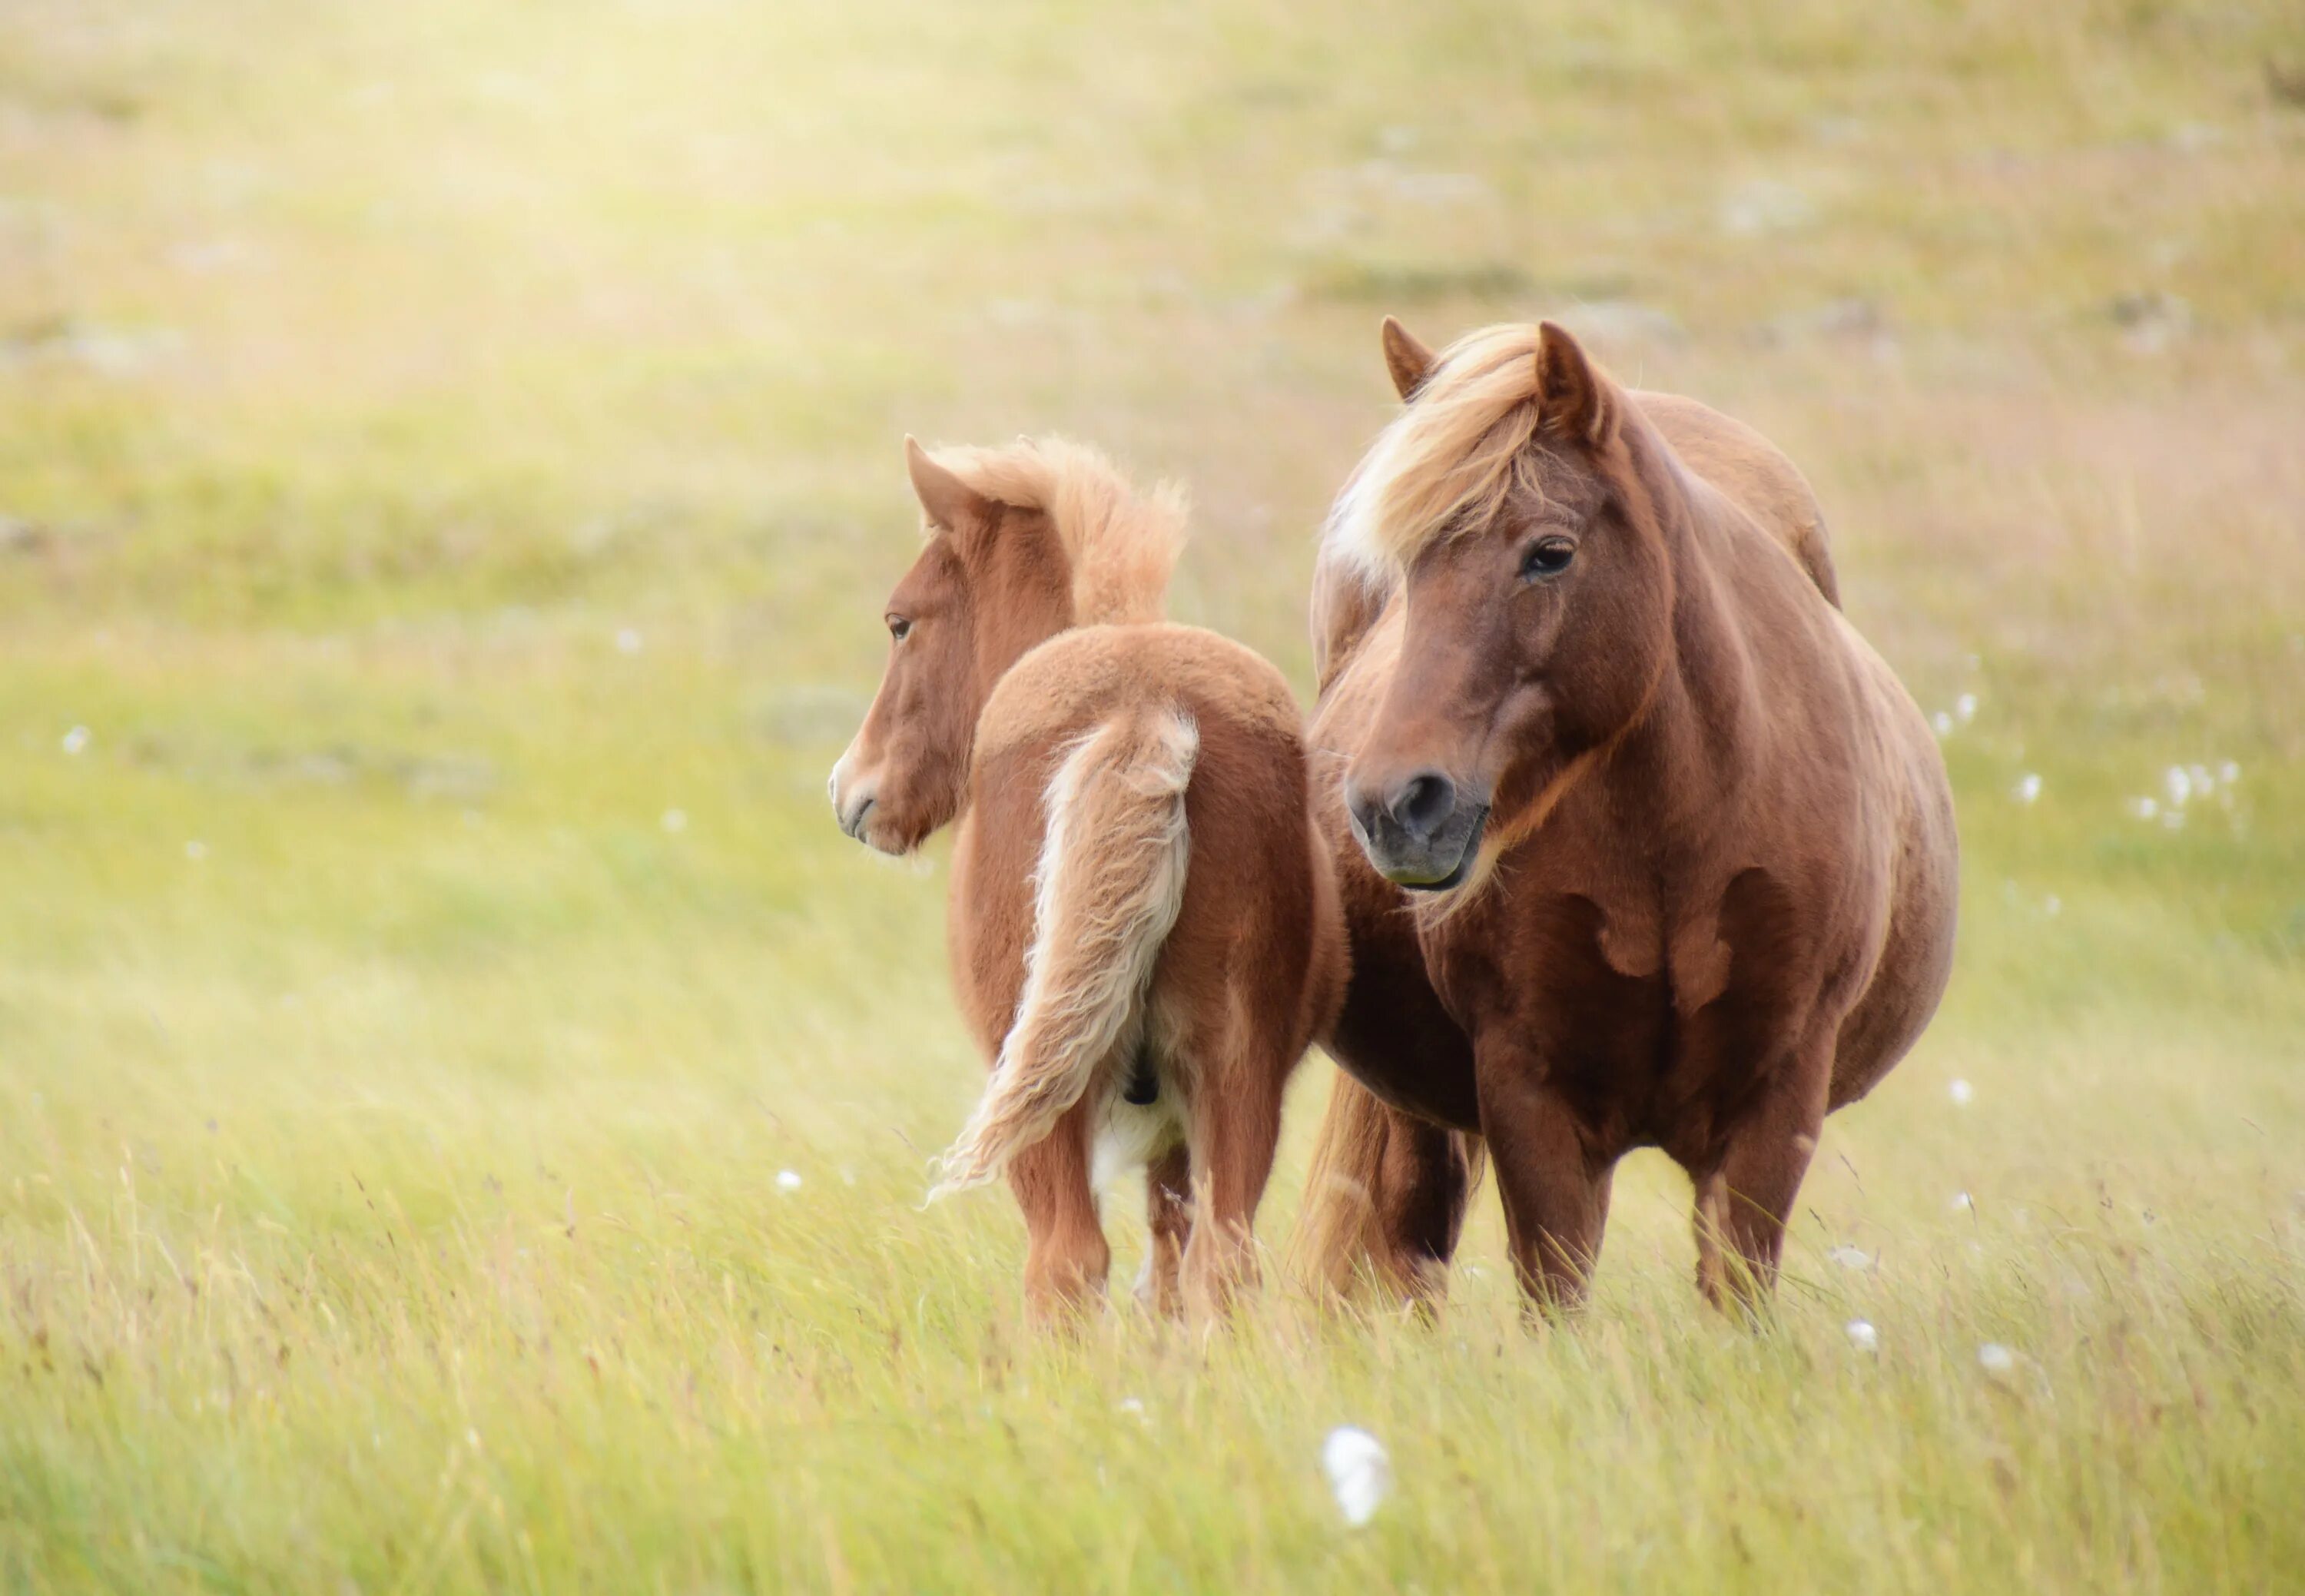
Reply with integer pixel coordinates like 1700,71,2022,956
1633,390,1841,607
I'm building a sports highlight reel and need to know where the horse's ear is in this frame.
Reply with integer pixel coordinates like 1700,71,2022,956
905,436,991,531
1534,321,1615,448
1380,316,1438,402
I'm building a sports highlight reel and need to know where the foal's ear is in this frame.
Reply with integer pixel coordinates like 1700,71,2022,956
1380,315,1438,402
904,436,992,532
1534,321,1616,448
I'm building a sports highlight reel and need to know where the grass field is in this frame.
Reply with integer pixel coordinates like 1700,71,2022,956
4,0,2304,1588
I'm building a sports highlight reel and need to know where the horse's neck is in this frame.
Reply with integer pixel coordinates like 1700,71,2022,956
1607,459,1762,836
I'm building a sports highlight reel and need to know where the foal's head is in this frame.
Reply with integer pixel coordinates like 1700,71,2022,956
1325,319,1677,891
829,436,1182,854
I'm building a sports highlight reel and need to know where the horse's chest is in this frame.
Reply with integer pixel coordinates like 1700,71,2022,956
1437,870,1816,1160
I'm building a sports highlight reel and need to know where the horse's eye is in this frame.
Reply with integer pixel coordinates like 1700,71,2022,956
887,616,912,642
1521,537,1576,581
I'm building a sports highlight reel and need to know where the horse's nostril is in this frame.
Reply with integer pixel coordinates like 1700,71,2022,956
1390,771,1458,838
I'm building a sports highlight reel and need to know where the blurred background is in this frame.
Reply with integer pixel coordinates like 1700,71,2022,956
3,0,2303,1588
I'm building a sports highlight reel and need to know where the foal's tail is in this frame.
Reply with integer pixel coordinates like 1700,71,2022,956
927,706,1198,1200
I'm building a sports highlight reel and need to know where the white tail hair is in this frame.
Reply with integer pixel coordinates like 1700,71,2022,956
928,705,1199,1199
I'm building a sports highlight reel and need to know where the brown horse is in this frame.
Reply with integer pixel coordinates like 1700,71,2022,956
831,436,1345,1325
1293,318,1957,1315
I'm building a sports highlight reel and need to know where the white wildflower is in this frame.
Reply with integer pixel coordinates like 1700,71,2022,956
2164,766,2191,806
2013,773,2041,805
661,808,688,834
1322,1426,1392,1527
184,840,207,861
1932,711,1955,737
1118,1396,1147,1421
1950,1190,1973,1212
1827,1245,1874,1271
1955,692,1978,723
1845,1319,1879,1352
615,626,643,655
2128,796,2158,821
2043,894,2061,916
1977,1342,2017,1375
775,1170,802,1191
1948,1078,1974,1106
61,725,91,755
2217,760,2239,784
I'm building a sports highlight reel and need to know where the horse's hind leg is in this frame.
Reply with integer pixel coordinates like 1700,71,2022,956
1007,1099,1111,1325
1181,1043,1285,1329
1135,1143,1192,1319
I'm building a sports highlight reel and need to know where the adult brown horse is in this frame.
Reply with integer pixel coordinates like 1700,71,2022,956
831,436,1345,1326
1293,318,1957,1315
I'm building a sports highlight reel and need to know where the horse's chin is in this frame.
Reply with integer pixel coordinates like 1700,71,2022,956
1378,811,1488,893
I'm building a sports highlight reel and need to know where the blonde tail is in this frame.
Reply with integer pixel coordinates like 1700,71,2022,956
928,707,1198,1199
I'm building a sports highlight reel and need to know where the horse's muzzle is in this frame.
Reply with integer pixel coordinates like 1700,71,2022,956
1345,770,1489,891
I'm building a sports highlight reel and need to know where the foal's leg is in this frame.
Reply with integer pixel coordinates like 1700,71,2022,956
1007,1099,1110,1324
1476,1051,1613,1319
1692,1055,1829,1314
1181,1045,1285,1328
1136,1143,1192,1319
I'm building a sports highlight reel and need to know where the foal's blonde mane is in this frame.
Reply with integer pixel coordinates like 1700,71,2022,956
1321,322,1555,579
930,436,1186,626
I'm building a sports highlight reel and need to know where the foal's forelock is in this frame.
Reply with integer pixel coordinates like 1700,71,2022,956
926,436,1186,628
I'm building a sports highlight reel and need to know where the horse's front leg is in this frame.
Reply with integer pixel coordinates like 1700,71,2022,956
1691,1047,1831,1314
1475,1042,1614,1320
1007,1099,1111,1325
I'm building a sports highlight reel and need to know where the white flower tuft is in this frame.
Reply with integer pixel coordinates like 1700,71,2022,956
1322,1426,1392,1527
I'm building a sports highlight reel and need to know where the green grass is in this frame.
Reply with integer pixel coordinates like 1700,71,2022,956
3,0,2304,1588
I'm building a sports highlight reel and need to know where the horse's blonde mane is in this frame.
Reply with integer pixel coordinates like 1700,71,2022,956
1320,322,1553,579
930,436,1186,626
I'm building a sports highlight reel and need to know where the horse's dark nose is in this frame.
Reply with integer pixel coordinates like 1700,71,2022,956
1345,766,1488,891
1346,768,1458,850
1388,771,1458,841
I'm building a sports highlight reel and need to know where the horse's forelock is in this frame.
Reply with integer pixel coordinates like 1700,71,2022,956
1321,323,1554,580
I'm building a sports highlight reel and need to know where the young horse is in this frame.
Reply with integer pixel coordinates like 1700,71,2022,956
830,436,1345,1324
1293,318,1957,1315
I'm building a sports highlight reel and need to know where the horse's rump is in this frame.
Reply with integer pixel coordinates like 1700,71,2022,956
931,702,1199,1198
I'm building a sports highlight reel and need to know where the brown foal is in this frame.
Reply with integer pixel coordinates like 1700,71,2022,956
831,437,1345,1326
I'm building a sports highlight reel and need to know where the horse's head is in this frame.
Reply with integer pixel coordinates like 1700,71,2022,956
1332,319,1675,892
830,438,1074,854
